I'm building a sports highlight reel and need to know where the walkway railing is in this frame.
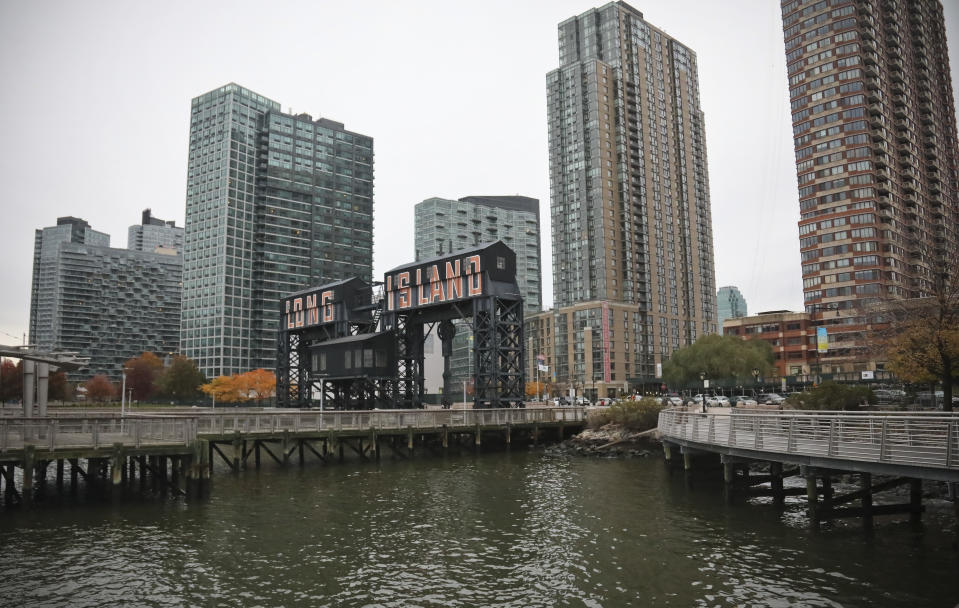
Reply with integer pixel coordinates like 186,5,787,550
658,408,959,472
0,417,196,452
0,408,586,453
193,407,586,436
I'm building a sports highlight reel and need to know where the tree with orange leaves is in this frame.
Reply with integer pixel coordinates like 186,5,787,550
85,374,116,402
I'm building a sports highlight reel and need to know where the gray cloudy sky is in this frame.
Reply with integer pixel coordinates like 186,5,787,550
1,0,957,345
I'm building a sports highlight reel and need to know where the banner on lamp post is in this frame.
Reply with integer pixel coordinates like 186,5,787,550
816,327,829,354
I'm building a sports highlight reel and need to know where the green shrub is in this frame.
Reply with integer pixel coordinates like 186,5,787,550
788,381,876,411
606,397,664,431
586,408,612,428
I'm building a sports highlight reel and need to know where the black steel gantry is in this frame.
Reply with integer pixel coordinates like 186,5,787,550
276,241,525,410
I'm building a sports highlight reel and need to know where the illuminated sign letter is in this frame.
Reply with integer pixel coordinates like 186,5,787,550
397,272,411,309
321,290,334,322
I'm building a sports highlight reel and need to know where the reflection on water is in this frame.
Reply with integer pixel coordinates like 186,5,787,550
1,451,958,607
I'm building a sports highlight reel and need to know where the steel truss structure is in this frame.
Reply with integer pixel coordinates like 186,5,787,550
277,242,526,410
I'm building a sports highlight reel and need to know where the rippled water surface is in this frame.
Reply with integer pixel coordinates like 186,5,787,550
2,451,959,607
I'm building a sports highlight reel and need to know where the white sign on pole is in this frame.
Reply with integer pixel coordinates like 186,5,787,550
703,379,710,389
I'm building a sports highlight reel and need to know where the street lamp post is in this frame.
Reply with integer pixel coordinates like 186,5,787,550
700,371,708,412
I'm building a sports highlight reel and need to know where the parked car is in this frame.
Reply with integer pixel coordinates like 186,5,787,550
574,396,592,406
662,394,684,407
730,395,757,407
552,397,571,407
712,395,730,406
595,397,613,407
687,394,708,407
758,393,786,405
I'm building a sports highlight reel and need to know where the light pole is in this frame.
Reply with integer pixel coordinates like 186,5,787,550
700,371,708,412
120,367,132,417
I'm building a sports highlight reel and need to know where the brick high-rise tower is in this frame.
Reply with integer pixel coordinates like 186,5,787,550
782,0,959,372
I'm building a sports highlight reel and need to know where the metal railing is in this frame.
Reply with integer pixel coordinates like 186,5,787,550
0,417,196,453
0,408,586,453
658,408,959,471
193,407,587,436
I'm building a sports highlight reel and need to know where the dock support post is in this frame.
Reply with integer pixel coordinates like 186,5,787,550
56,459,64,491
255,441,261,469
771,462,784,507
806,473,819,524
232,434,242,472
69,459,78,494
723,460,735,502
110,444,124,500
861,473,873,529
683,451,693,472
474,424,481,450
4,464,16,503
533,423,539,447
407,426,414,457
22,446,35,507
299,440,305,466
505,424,511,449
139,456,147,492
910,478,923,525
442,425,448,452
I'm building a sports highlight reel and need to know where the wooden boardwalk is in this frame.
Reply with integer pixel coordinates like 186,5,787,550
0,407,587,507
658,408,959,526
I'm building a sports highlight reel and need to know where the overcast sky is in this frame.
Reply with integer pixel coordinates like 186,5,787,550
1,0,957,346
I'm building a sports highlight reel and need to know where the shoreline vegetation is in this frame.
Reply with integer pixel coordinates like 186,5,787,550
550,397,664,458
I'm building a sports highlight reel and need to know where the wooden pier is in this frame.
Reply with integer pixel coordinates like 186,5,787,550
659,408,959,528
0,407,586,507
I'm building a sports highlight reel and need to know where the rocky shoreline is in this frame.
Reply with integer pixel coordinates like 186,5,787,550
547,424,660,458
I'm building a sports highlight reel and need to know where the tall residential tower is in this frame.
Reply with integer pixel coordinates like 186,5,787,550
414,195,542,396
533,1,716,396
782,0,958,372
182,84,374,378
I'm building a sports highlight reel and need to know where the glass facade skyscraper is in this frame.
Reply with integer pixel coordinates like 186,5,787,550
128,209,184,253
717,285,748,328
414,195,542,395
28,216,181,382
181,84,374,378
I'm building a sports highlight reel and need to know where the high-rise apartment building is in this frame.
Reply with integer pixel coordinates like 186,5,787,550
128,209,184,253
414,195,542,314
29,217,110,350
414,195,542,396
782,0,958,372
28,216,181,381
717,285,748,327
181,83,374,378
535,1,716,395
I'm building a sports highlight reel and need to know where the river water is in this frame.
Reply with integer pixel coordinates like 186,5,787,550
1,449,958,607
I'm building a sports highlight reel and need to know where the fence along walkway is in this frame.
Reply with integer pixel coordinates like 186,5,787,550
658,408,959,482
0,408,586,453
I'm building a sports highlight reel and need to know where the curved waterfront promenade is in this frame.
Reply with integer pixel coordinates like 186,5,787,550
659,407,959,525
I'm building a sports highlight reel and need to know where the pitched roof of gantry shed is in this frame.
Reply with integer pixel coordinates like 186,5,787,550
385,240,509,274
283,277,370,300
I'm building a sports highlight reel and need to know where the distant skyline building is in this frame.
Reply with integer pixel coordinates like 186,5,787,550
28,216,181,381
128,208,183,253
29,217,110,351
414,195,542,397
534,1,717,396
781,0,959,373
181,83,374,378
717,285,748,327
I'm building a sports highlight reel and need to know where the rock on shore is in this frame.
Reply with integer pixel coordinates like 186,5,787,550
547,424,659,458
